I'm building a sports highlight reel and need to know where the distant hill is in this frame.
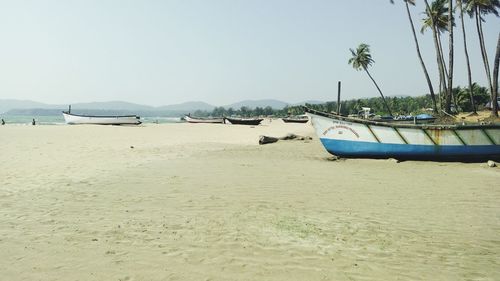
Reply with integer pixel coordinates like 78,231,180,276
157,101,215,112
293,100,326,106
0,99,58,114
69,101,155,111
224,99,289,109
0,99,215,117
0,98,321,116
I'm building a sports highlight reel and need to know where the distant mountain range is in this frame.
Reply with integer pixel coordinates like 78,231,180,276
0,99,326,116
223,99,288,110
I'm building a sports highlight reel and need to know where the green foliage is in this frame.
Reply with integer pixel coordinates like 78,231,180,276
464,0,500,18
348,43,374,71
187,84,491,118
456,84,490,111
421,0,453,34
305,95,436,116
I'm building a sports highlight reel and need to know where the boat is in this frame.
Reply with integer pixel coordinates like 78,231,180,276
184,115,224,124
282,116,309,123
305,107,500,161
62,111,141,125
224,117,264,125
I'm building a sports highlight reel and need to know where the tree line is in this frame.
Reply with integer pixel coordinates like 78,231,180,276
190,83,491,117
352,0,499,117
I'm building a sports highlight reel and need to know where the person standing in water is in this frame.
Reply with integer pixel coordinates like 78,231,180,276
32,118,36,125
1,119,5,125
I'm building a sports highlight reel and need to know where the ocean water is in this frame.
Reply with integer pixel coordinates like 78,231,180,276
0,115,183,125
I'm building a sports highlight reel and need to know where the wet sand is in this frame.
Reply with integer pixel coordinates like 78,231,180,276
0,120,499,280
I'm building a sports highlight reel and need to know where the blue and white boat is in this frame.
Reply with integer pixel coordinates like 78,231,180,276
305,108,500,161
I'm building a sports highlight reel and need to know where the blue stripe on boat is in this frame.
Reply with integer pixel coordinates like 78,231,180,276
320,138,500,161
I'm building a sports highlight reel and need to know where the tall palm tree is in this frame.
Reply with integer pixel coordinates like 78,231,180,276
457,0,477,113
390,0,438,113
348,43,393,116
492,32,500,116
446,0,455,114
423,0,452,113
464,0,500,114
422,0,452,62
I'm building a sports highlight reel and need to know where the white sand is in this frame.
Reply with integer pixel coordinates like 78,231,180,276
0,120,499,280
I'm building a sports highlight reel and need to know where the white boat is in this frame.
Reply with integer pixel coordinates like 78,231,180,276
62,111,142,125
184,115,224,124
305,107,500,161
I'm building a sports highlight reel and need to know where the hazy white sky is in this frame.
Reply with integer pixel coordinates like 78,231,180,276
0,0,498,106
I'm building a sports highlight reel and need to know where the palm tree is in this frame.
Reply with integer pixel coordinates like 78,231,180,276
390,0,438,113
423,0,451,113
348,43,393,116
446,0,455,114
457,0,477,113
464,0,500,115
457,82,491,110
492,32,500,116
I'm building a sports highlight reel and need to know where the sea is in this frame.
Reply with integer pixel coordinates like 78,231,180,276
0,115,183,125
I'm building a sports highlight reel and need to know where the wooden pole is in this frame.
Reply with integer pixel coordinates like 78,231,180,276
337,81,341,115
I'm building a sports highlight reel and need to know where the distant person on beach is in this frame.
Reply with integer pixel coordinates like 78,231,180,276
1,119,5,125
32,118,36,125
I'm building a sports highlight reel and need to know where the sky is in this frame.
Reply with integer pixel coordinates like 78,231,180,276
0,0,498,106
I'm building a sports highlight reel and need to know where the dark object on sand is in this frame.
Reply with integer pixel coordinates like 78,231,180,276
259,133,312,145
259,136,279,145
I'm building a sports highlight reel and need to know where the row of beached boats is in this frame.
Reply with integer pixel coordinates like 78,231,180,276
62,108,309,126
183,115,309,125
60,107,500,161
184,115,264,125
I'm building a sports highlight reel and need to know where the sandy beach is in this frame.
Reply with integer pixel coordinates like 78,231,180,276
1,120,499,280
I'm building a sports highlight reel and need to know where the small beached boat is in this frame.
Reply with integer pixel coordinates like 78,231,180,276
282,116,309,123
184,115,224,124
62,111,141,125
374,114,436,124
224,117,263,126
305,107,500,161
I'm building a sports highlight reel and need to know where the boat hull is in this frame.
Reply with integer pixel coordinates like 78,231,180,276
62,112,141,125
320,139,500,161
282,118,309,123
184,116,224,124
306,109,500,161
225,117,263,125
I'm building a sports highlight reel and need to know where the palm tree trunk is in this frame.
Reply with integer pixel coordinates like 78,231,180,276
438,34,449,81
439,35,450,111
405,1,438,114
457,0,476,113
424,0,448,115
492,32,500,117
446,0,454,114
475,7,494,95
363,67,393,116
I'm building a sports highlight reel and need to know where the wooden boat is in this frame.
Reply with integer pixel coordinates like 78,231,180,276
62,111,141,125
305,107,500,161
224,117,263,126
184,115,224,124
282,116,309,123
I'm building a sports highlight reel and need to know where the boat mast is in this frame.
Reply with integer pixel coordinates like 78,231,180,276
337,81,341,115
